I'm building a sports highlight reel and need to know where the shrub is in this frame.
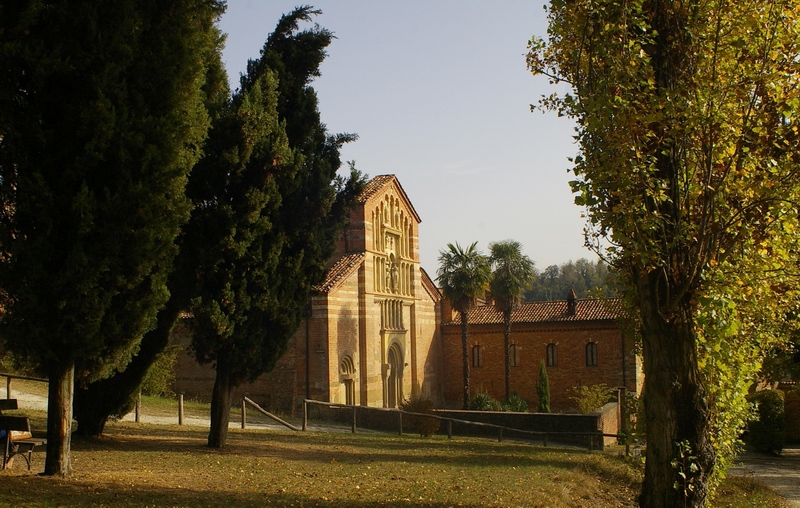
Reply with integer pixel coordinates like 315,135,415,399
746,389,785,454
141,344,180,398
537,360,550,413
502,393,529,412
470,391,501,411
569,383,612,414
400,394,440,437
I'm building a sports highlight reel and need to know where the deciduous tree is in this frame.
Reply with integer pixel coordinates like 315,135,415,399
0,0,222,475
437,242,491,409
529,0,800,505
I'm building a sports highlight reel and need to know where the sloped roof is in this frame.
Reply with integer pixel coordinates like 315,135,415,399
445,298,626,326
357,174,421,223
420,267,441,302
313,252,364,293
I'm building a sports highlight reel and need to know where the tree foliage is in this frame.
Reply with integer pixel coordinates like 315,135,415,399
537,359,551,413
489,240,535,400
437,242,491,409
187,6,364,449
529,0,800,505
0,0,222,475
525,258,615,301
72,11,230,439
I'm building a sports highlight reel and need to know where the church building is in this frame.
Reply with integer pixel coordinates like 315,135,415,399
173,174,638,414
174,175,443,411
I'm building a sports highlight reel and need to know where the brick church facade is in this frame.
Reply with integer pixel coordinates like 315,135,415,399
173,174,640,412
174,174,444,411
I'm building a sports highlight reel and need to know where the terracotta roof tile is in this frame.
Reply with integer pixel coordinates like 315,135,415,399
358,174,395,203
357,174,422,223
446,298,626,325
314,252,364,293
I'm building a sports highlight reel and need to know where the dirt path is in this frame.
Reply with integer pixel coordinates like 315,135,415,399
0,386,341,432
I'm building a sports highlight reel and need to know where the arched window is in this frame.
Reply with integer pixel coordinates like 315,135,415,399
472,345,483,368
509,344,520,367
586,342,598,367
340,355,356,405
546,343,557,367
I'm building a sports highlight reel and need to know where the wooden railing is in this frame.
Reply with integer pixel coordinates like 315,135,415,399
241,397,301,431
0,373,48,400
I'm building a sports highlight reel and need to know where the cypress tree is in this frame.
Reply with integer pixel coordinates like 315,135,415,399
188,6,364,448
0,0,223,474
537,360,550,413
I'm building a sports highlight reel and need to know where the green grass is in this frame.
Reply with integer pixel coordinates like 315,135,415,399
0,390,789,507
0,417,789,508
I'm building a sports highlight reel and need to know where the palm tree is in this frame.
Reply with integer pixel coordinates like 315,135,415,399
489,240,535,400
437,242,491,409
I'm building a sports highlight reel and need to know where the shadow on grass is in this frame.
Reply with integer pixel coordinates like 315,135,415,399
0,474,491,508
69,421,639,490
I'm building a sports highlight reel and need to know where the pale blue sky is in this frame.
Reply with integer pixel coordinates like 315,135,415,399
219,1,595,274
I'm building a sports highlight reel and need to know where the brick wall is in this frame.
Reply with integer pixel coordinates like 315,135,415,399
441,320,639,411
307,402,621,449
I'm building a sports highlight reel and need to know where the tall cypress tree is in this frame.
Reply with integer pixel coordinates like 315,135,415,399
188,6,364,449
72,31,230,437
0,0,223,474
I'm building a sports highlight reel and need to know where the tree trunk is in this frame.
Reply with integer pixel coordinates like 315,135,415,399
638,272,715,508
44,362,74,476
74,301,182,436
460,310,470,409
208,357,233,448
503,310,511,401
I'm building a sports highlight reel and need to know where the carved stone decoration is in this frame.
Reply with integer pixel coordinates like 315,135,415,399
389,256,399,293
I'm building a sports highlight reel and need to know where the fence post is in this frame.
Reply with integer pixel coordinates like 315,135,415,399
5,377,10,400
351,405,357,434
241,399,246,429
178,392,184,425
398,410,403,436
135,391,141,423
447,419,452,440
302,400,308,431
498,427,503,442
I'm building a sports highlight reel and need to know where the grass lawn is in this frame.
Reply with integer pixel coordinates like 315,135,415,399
0,415,788,508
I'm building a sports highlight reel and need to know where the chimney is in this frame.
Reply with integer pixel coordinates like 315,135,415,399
567,288,577,316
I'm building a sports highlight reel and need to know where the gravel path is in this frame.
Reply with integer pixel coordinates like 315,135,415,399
729,446,800,507
0,386,339,431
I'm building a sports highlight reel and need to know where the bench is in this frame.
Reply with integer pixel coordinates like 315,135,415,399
0,399,46,471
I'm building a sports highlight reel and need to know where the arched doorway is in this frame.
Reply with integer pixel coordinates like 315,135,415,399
386,342,404,408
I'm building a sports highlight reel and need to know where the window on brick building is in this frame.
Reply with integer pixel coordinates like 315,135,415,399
472,345,483,368
509,344,520,367
340,355,356,405
546,343,557,367
586,342,598,367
